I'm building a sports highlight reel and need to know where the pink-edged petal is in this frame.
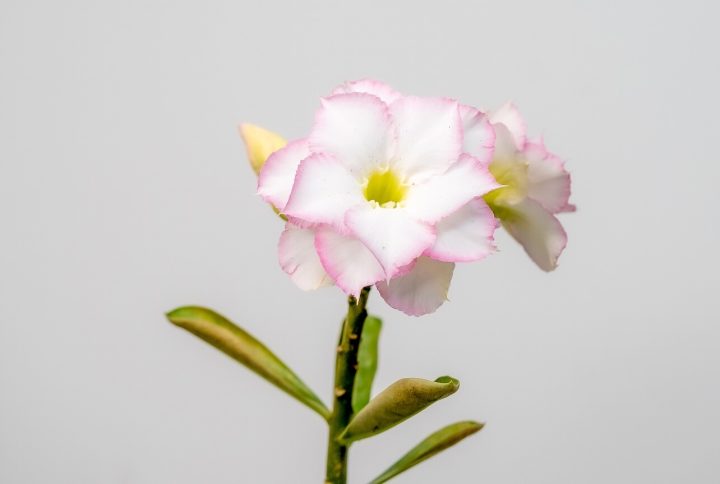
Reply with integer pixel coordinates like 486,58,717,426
499,198,568,271
284,216,318,230
393,258,418,278
283,153,365,229
309,93,394,178
376,256,455,316
558,202,577,213
345,206,435,278
460,105,495,164
314,226,385,297
278,223,332,291
404,153,501,223
390,96,462,182
489,102,526,149
331,79,402,105
257,139,310,211
523,139,574,214
425,199,497,262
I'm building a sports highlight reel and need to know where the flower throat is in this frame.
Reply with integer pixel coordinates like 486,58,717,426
363,169,407,207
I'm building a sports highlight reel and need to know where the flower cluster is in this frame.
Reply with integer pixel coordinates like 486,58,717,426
240,80,573,316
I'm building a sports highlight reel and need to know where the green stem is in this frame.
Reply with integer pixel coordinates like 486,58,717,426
325,287,371,484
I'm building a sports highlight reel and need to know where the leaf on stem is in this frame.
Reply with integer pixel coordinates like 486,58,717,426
338,376,459,443
369,420,484,483
166,306,330,420
351,315,382,414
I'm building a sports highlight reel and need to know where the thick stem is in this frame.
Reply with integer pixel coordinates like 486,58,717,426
325,287,370,484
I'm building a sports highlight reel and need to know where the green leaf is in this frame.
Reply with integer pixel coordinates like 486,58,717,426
352,315,382,414
338,376,459,443
166,306,330,420
369,420,484,484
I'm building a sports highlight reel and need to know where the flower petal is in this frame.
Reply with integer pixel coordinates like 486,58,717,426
404,154,501,223
257,139,310,211
491,122,520,161
376,256,455,316
425,199,497,262
460,105,494,164
309,93,394,178
239,123,287,175
345,206,435,278
314,227,385,297
489,102,526,149
390,96,462,183
498,198,567,271
283,153,365,229
331,79,402,105
524,139,574,214
278,223,333,290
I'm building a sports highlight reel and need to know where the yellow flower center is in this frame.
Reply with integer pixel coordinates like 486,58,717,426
483,158,529,208
363,169,407,207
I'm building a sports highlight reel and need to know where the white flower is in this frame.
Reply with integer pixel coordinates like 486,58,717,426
484,103,575,271
253,80,500,316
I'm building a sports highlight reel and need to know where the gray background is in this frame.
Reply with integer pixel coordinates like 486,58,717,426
1,1,718,483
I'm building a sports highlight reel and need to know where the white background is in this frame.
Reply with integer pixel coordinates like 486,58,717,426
1,1,719,483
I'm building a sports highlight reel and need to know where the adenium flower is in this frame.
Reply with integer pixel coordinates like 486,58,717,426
484,103,575,271
251,80,500,316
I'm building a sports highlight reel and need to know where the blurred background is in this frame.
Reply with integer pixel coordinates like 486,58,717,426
1,1,719,482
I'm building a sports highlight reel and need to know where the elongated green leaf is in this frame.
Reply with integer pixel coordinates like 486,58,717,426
352,315,382,413
338,376,459,443
369,420,484,483
166,306,330,420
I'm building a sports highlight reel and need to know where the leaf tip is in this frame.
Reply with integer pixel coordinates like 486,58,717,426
464,420,485,434
434,375,460,392
165,306,206,327
165,307,184,323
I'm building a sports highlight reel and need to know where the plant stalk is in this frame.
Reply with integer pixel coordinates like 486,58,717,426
325,287,371,484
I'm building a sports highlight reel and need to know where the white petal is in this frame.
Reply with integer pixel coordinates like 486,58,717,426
278,224,332,291
425,199,497,262
489,102,526,149
345,206,435,278
257,139,310,211
331,79,402,105
500,198,568,271
314,227,385,297
460,105,494,164
309,93,394,178
524,140,574,214
390,96,462,183
404,153,501,223
283,153,365,229
376,256,455,316
492,123,519,161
